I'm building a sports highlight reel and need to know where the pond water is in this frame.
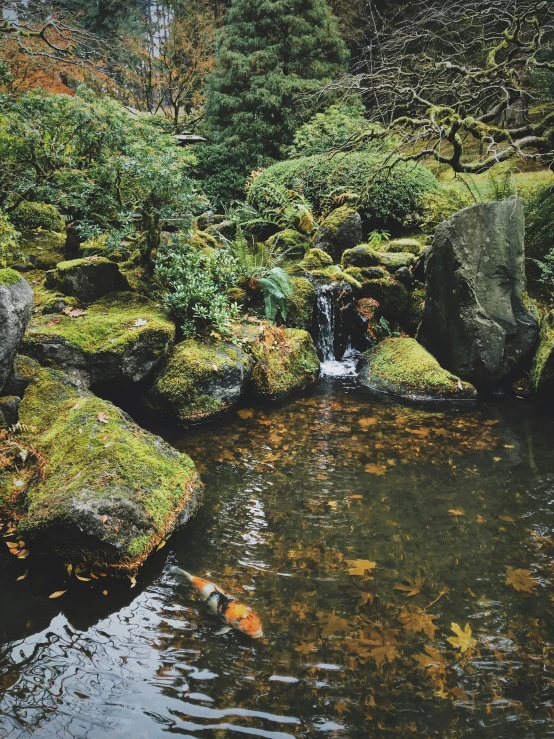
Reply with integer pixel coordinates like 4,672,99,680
1,376,554,738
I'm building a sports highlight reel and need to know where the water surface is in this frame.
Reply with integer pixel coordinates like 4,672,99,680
1,377,554,738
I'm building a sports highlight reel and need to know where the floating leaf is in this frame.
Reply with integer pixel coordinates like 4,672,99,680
294,641,318,655
16,570,28,581
399,607,438,638
346,559,376,577
76,575,92,582
49,590,67,599
505,567,538,594
358,417,378,430
414,645,446,672
364,464,388,476
448,509,465,517
447,623,476,653
394,575,425,597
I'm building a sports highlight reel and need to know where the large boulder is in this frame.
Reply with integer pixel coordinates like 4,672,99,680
22,293,175,387
530,311,554,398
0,269,34,394
313,206,362,261
418,198,538,387
147,339,253,424
358,337,477,403
45,257,130,303
250,325,320,398
0,366,202,573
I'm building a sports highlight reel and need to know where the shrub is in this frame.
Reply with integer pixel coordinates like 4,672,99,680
419,186,475,232
0,212,20,267
191,143,255,208
247,151,438,226
156,233,240,337
9,201,65,232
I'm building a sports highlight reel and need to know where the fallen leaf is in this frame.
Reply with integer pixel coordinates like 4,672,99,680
130,575,137,588
97,412,109,424
394,575,425,597
447,622,476,653
237,408,255,420
49,590,67,599
476,515,486,524
358,417,378,430
364,464,388,476
133,318,148,327
399,608,438,638
63,307,86,318
356,591,374,607
448,509,465,517
103,590,108,596
346,559,376,577
76,575,92,582
157,539,167,551
505,567,538,594
451,686,468,701
294,641,318,655
16,570,28,581
499,515,516,523
414,645,447,672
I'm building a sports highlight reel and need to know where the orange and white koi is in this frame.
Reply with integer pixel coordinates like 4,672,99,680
171,566,263,638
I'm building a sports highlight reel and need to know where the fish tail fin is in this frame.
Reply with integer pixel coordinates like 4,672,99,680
170,566,193,582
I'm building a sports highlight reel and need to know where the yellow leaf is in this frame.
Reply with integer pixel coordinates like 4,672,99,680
505,567,538,594
364,464,388,476
157,539,167,551
16,570,28,581
414,645,446,671
49,590,67,599
447,622,476,653
476,515,486,524
294,641,318,655
448,509,465,517
237,408,255,420
76,575,92,582
358,417,378,430
394,575,425,597
346,559,376,577
399,608,438,638
130,575,137,588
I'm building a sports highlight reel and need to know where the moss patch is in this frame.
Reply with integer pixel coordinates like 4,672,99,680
12,366,202,573
531,310,554,396
0,268,23,287
266,229,310,257
360,278,408,318
301,248,334,270
310,265,362,289
286,277,316,330
381,238,422,256
359,337,476,402
341,245,381,268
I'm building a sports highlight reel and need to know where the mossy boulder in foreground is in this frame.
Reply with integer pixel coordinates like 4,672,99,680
313,206,362,261
22,293,175,387
45,258,130,303
147,339,253,423
1,367,202,573
358,337,477,403
250,326,320,398
0,269,34,394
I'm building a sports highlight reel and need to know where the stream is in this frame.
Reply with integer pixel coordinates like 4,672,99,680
1,372,554,738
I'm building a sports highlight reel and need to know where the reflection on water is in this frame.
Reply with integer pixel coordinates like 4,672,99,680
1,377,554,738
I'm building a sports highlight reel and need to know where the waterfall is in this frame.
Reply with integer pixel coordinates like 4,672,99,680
314,283,360,377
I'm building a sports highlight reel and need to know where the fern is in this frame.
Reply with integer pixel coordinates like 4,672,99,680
258,267,293,322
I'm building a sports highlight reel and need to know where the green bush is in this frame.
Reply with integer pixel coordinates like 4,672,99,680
0,211,20,267
419,186,475,232
191,143,255,208
247,151,438,226
526,185,554,280
156,233,240,337
9,201,65,232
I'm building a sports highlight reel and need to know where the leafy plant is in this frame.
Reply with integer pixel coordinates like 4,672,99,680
258,268,294,322
229,183,317,235
367,230,390,248
0,211,20,267
526,185,554,283
156,233,240,337
9,201,65,232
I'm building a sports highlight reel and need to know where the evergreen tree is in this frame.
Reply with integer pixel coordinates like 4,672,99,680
204,0,348,166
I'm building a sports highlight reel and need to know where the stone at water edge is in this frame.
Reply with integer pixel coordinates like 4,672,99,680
418,197,538,387
0,269,34,395
0,366,203,574
44,257,130,303
147,338,254,424
313,205,363,262
358,337,477,403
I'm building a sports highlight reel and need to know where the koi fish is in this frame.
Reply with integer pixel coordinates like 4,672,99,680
171,566,263,638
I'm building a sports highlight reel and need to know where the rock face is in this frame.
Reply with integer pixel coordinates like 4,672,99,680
22,293,175,387
0,366,202,573
313,206,362,261
250,326,320,398
358,337,477,403
0,269,34,394
419,198,538,387
530,311,554,398
45,258,130,303
0,396,20,428
147,339,253,423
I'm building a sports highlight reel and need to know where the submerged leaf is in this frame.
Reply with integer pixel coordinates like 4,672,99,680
394,576,425,597
505,567,538,594
399,608,438,638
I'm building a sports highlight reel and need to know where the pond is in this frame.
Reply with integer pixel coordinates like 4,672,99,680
1,375,554,738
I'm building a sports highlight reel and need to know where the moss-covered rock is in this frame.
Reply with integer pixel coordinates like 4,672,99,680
359,337,477,403
265,229,310,258
45,258,130,303
9,201,65,233
377,251,416,271
0,395,20,428
309,265,362,290
403,288,426,336
227,287,248,305
381,238,422,256
147,339,253,424
313,206,362,260
341,244,381,268
250,325,320,398
16,231,66,272
351,298,388,351
22,293,175,386
360,278,408,318
3,366,202,573
301,248,334,270
190,230,220,250
530,310,554,398
0,270,34,395
3,355,40,397
41,294,79,315
286,277,316,331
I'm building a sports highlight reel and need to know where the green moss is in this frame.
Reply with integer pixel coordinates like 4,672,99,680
190,230,220,250
227,287,248,304
266,229,310,257
250,326,320,398
15,367,201,571
311,265,362,289
381,238,422,256
24,292,174,356
301,248,333,270
9,201,65,233
341,245,380,268
361,337,475,398
531,310,554,394
55,257,112,272
0,268,23,286
286,277,316,330
79,234,108,258
361,278,408,318
377,251,416,271
319,205,357,236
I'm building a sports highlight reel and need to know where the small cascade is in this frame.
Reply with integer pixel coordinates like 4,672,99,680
314,283,360,377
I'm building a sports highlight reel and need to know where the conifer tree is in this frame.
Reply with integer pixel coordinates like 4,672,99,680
204,0,348,165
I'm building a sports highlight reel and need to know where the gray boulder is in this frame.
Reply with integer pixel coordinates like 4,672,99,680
0,269,34,394
419,197,538,387
45,258,130,303
314,206,363,261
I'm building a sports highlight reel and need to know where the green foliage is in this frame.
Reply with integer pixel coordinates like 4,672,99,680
9,201,65,232
258,268,294,322
230,183,316,234
156,233,240,337
367,230,390,248
526,185,554,282
247,151,438,225
419,186,475,232
204,0,348,177
0,88,202,263
191,143,252,207
288,102,382,158
0,211,20,268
